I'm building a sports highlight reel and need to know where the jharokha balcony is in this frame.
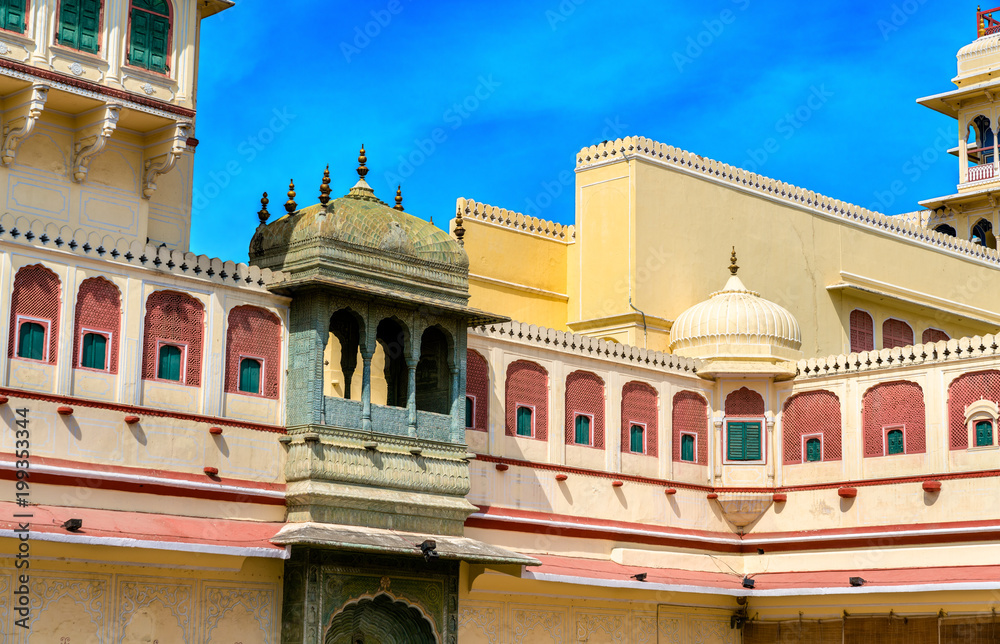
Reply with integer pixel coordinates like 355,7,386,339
968,161,996,183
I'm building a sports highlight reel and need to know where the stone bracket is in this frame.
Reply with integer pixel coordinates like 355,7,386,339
142,121,192,199
0,83,49,167
72,103,121,183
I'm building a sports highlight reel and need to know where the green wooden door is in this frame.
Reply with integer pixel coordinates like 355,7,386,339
630,425,644,453
17,322,45,361
887,429,904,455
681,434,695,462
81,332,107,370
806,438,821,462
516,407,532,436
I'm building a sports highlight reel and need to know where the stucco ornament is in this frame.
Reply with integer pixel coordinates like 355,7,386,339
69,62,84,76
0,42,10,55
141,82,156,95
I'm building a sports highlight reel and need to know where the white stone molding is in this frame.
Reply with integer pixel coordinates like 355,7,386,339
72,102,121,182
142,122,192,199
0,82,49,166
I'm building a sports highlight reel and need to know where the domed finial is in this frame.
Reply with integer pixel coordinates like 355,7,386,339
394,185,404,211
357,144,368,180
257,192,270,225
319,165,331,205
454,207,465,246
729,246,739,275
285,179,297,214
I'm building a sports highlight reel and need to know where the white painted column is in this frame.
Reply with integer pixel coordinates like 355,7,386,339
55,265,78,396
607,371,621,473
0,251,10,387
713,417,724,484
549,359,565,466
488,346,505,457
660,381,674,481
960,135,969,184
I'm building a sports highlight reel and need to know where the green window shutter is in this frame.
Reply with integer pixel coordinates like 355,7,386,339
239,358,261,394
727,422,745,461
81,333,106,370
976,420,993,447
59,0,80,48
887,429,904,455
2,0,26,34
158,344,181,381
129,8,150,68
18,322,44,361
79,0,101,53
744,422,762,460
148,13,169,72
465,397,474,428
681,434,695,462
630,425,644,453
574,415,590,445
806,438,821,462
516,407,532,436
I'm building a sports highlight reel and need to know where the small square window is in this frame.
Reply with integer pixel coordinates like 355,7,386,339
80,331,109,370
157,343,183,382
885,427,905,455
516,406,533,437
238,357,262,394
629,424,645,454
975,420,994,447
680,433,696,462
17,320,47,361
574,414,591,446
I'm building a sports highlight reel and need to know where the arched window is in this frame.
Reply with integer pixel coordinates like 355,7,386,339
58,0,102,52
17,322,45,360
849,309,874,353
781,390,842,464
862,381,926,457
725,387,764,417
805,437,821,462
629,425,644,453
128,0,170,73
975,419,993,447
922,328,949,344
1,0,27,34
970,115,995,164
565,370,605,449
225,305,281,399
465,396,474,429
947,370,1000,449
326,309,362,400
505,361,548,440
141,290,204,386
416,326,451,414
673,391,708,465
8,265,61,365
972,218,997,249
465,350,489,431
680,434,695,462
73,277,121,373
882,318,913,349
157,343,182,381
376,318,408,408
622,381,657,456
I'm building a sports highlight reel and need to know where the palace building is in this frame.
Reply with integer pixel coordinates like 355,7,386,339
4,2,1000,643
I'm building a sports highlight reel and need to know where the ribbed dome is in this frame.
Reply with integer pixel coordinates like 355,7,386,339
670,273,801,360
958,33,1000,59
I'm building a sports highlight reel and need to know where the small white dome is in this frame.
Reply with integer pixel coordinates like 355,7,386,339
958,33,1000,59
670,272,802,360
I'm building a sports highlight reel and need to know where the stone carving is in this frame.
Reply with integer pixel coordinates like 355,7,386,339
658,614,684,643
203,586,276,642
512,608,564,644
0,83,48,167
0,41,9,55
631,613,658,643
69,61,84,76
118,580,192,640
142,122,191,198
576,611,626,641
30,576,108,636
142,82,156,95
459,604,501,641
72,103,121,182
691,618,735,644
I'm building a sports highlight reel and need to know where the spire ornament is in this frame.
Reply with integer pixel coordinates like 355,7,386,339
319,165,331,205
729,246,739,275
394,185,404,211
257,192,270,225
285,179,297,213
357,144,368,180
345,143,384,203
454,208,465,246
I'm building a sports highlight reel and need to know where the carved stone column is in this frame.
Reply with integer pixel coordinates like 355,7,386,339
361,350,373,433
449,366,461,443
407,359,417,437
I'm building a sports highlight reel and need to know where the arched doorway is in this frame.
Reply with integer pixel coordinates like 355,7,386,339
325,594,438,643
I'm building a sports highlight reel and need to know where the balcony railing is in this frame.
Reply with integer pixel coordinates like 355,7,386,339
979,6,1000,37
969,163,996,182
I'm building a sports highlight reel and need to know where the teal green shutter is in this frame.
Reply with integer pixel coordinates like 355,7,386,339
887,429,904,455
148,13,169,72
681,434,695,462
516,407,532,436
465,397,474,428
79,0,101,53
727,422,745,460
574,415,590,445
239,358,260,394
976,420,993,447
129,8,150,68
744,422,762,460
59,0,80,48
158,344,181,381
18,322,44,361
806,438,821,462
82,333,106,370
1,0,27,34
630,425,644,453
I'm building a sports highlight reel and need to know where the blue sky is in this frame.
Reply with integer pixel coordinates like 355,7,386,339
192,0,971,261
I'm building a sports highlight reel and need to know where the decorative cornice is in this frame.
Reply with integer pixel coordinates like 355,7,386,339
456,198,575,242
796,334,1000,379
576,136,1000,268
471,320,699,375
0,56,196,119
